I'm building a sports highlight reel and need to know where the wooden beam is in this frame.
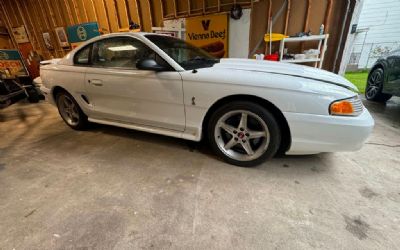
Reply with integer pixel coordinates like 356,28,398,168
159,0,164,20
44,0,58,27
172,0,177,18
62,0,75,25
0,1,18,48
29,0,52,57
37,0,62,57
70,0,81,23
304,0,312,32
15,0,42,52
115,0,130,30
93,0,111,33
104,0,120,32
80,0,90,22
324,0,332,33
284,0,291,35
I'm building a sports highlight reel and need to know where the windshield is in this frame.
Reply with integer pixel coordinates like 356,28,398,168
145,34,219,70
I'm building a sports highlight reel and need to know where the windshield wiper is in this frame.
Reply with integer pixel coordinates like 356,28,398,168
188,57,219,63
181,57,220,70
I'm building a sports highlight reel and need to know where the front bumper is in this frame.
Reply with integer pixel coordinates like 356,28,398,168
284,109,374,155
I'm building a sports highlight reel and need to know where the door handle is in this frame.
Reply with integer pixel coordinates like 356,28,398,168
88,79,103,86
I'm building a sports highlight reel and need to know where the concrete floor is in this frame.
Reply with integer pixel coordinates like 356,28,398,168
0,97,399,250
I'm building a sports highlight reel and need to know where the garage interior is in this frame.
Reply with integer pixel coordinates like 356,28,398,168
1,0,400,249
1,0,356,72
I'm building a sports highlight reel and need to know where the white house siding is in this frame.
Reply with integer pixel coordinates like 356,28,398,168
349,0,400,70
229,9,251,58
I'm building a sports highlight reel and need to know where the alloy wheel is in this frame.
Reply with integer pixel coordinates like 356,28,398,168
58,94,80,126
214,110,270,161
366,70,383,99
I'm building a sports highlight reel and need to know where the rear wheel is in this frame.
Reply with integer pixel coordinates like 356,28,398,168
365,68,392,102
56,91,88,130
208,101,281,167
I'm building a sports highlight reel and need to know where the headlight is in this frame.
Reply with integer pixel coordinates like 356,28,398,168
329,96,363,116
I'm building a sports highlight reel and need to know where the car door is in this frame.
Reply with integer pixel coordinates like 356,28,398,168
61,44,92,114
385,50,400,96
84,36,185,131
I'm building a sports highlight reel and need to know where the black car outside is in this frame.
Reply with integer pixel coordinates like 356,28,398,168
366,49,400,102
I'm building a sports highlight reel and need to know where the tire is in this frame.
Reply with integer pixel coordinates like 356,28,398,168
365,68,392,102
56,91,88,130
208,101,281,167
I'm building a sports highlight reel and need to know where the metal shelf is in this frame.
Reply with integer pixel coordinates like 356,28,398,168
279,34,329,68
281,35,327,42
281,58,321,63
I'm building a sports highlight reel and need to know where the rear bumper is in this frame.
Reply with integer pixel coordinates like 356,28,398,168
39,85,55,104
284,109,374,155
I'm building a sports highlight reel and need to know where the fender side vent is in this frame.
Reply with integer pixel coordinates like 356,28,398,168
81,95,90,104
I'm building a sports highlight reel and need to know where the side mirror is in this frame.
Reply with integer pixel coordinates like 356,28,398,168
136,59,168,72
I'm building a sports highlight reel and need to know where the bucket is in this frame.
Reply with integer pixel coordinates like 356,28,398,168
264,53,279,61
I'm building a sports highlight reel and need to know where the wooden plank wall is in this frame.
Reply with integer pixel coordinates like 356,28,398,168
0,0,353,72
0,13,12,49
0,0,254,59
0,0,165,59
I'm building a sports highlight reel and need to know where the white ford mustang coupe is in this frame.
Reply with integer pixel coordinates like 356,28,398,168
39,32,374,167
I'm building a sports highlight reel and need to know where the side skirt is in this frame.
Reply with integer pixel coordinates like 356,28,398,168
88,118,200,142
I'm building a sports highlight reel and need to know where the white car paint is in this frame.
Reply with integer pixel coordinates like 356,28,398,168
39,32,374,155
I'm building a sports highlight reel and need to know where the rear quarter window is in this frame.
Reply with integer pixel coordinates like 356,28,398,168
74,45,92,65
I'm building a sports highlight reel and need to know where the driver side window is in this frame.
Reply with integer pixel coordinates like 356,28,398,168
91,37,155,69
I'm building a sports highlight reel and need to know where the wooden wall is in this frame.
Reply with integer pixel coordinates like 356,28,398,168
0,0,162,59
0,17,12,49
0,0,252,59
250,0,353,71
0,0,354,72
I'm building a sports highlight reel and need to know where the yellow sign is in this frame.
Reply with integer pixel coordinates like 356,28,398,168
186,14,228,58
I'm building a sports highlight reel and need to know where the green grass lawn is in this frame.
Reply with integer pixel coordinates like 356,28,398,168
345,71,369,93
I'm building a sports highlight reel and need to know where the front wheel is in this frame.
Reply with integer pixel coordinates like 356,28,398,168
56,91,88,130
208,101,281,167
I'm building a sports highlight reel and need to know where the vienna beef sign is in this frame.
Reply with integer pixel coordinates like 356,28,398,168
185,14,228,58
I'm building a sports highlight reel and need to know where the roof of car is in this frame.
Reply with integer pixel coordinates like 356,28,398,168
95,32,156,38
76,32,170,45
59,32,178,67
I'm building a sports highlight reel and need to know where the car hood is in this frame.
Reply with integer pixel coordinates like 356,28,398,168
213,58,357,92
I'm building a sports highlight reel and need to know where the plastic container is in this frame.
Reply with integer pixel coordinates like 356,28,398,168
304,49,320,59
264,53,279,61
294,54,306,60
255,54,265,60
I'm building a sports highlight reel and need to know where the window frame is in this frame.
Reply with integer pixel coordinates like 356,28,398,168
86,36,173,71
73,44,93,66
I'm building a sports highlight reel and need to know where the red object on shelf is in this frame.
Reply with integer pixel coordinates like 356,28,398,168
264,53,279,61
